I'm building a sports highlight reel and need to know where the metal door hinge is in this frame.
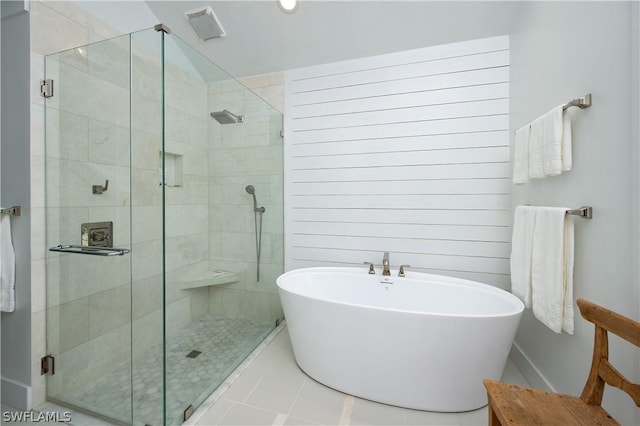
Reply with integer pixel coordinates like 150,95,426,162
40,79,54,98
41,354,55,375
183,404,194,421
154,23,171,34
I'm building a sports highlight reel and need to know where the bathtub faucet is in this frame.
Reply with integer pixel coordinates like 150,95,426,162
382,252,390,276
363,261,375,274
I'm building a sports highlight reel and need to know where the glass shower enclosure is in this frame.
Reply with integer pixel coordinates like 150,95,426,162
43,25,283,425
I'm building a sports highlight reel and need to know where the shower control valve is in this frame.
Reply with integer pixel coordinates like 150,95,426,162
363,262,375,274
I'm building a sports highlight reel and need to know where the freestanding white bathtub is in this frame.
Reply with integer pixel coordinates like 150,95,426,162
276,267,524,412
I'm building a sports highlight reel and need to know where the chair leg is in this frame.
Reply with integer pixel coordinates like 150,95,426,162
487,399,501,426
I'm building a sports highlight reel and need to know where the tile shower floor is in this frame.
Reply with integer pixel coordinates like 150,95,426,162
64,314,273,426
191,326,531,426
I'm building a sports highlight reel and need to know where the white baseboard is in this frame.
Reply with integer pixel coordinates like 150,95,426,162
1,376,32,411
509,342,555,392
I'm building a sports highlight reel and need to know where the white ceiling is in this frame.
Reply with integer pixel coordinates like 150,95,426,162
76,1,521,78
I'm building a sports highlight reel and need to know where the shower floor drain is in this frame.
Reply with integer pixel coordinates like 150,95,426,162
186,350,202,359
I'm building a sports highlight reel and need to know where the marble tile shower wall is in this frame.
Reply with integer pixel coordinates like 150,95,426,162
207,79,284,324
162,54,211,339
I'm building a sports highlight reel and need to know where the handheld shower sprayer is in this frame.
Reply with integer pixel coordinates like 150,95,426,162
245,184,265,282
245,185,265,213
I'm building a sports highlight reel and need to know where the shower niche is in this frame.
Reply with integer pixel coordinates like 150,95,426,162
43,25,283,425
160,151,183,187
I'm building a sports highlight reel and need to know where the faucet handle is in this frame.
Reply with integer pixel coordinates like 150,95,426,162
363,262,375,274
398,264,411,277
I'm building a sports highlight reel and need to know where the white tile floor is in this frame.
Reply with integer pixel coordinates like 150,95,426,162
4,325,529,426
193,326,530,426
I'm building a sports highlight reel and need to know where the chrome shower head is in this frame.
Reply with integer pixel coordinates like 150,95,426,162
210,110,244,125
245,185,264,213
246,185,257,210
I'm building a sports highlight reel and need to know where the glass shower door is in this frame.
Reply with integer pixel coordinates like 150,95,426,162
45,28,169,425
161,33,283,424
44,34,134,423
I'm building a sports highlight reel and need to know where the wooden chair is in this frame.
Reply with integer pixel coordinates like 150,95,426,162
483,298,640,425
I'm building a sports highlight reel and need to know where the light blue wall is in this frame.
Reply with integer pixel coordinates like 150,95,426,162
1,0,32,410
510,2,639,424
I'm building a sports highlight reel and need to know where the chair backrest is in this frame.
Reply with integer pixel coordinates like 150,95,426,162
577,298,640,407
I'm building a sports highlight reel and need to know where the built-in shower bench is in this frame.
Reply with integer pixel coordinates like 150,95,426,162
170,261,240,290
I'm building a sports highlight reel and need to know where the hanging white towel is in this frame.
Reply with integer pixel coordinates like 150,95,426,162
541,105,573,176
540,105,564,176
528,105,573,179
528,116,545,179
513,125,531,185
0,214,16,312
531,207,574,334
561,111,572,173
562,216,575,334
510,206,537,308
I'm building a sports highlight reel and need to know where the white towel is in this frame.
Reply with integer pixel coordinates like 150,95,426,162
0,214,16,312
512,125,531,185
562,217,575,334
531,207,574,334
542,105,573,176
510,206,537,308
529,105,573,179
561,111,572,173
528,116,545,179
540,106,564,176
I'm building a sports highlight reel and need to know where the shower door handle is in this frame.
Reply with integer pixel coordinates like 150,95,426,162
49,244,130,256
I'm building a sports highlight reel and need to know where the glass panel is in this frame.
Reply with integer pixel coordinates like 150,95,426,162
44,26,283,426
44,33,133,424
130,27,165,426
162,34,283,424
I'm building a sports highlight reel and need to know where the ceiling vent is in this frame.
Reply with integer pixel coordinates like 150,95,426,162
185,6,226,41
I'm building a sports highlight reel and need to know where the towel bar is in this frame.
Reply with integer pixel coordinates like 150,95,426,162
566,206,592,219
0,206,21,216
49,244,130,256
563,93,592,111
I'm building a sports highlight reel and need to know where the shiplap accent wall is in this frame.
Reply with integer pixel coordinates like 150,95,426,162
284,36,510,288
